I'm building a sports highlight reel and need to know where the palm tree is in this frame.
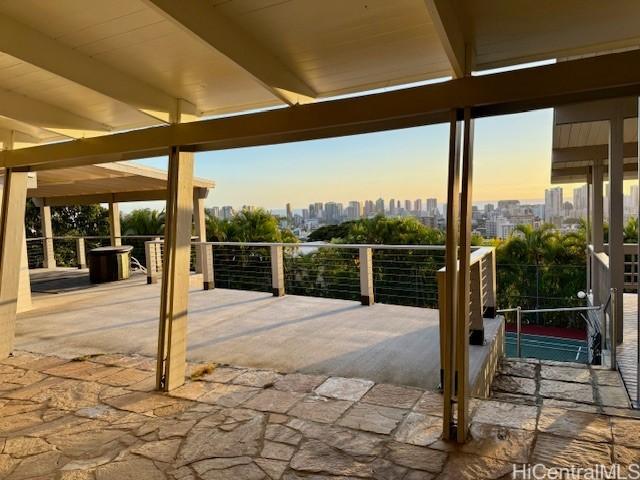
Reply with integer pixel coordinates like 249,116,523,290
121,209,165,235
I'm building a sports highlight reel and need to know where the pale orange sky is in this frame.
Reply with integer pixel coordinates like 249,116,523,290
134,108,631,212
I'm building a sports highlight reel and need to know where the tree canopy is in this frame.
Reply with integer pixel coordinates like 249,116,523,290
205,208,297,243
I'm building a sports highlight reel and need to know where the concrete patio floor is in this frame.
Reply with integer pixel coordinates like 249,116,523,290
0,350,637,479
19,269,501,391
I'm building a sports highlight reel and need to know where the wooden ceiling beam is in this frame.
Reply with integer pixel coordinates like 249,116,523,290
555,98,638,125
4,48,640,171
0,13,196,123
0,88,110,133
424,0,468,77
144,0,316,105
552,142,638,164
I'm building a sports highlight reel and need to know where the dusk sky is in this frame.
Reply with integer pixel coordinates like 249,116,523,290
132,107,576,213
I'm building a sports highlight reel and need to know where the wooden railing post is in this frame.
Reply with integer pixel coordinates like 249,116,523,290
76,237,86,269
201,243,214,290
271,245,285,297
41,204,56,269
485,248,497,318
469,258,484,345
145,241,160,284
359,246,374,305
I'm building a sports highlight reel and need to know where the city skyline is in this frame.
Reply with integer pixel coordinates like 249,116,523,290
130,108,637,214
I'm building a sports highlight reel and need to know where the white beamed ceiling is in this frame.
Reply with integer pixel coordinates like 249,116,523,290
0,0,638,148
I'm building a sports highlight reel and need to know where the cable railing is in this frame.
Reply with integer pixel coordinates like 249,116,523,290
497,290,616,368
145,240,478,310
373,248,446,308
284,244,360,301
26,235,163,271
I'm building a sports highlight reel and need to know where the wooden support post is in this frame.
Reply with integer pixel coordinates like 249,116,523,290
455,107,474,443
0,169,29,358
271,245,285,297
76,237,86,269
193,189,207,273
156,148,194,391
201,243,214,290
608,114,624,343
442,109,461,441
17,228,32,313
108,202,121,246
40,203,56,269
437,268,447,390
359,247,374,305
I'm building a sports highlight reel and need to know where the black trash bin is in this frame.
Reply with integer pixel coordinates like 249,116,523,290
88,246,133,283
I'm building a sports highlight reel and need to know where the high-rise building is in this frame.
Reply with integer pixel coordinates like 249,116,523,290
389,198,396,215
375,198,385,214
221,206,234,219
426,198,437,215
286,203,292,219
346,201,362,219
498,200,520,212
302,208,309,220
312,202,324,219
404,200,412,213
414,199,423,213
364,200,375,216
210,206,220,218
544,187,563,221
573,185,588,218
324,202,343,223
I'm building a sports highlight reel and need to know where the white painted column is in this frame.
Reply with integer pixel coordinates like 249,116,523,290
271,245,285,297
156,148,194,391
40,204,56,269
0,169,29,358
108,202,121,246
359,246,374,305
609,114,625,344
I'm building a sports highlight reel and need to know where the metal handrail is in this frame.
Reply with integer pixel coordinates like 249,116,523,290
497,298,615,368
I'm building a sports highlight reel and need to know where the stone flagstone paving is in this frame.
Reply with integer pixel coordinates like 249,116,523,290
0,351,638,479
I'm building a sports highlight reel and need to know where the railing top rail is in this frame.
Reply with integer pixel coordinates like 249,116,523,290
588,245,610,269
497,305,603,314
28,234,165,240
436,246,495,274
170,240,471,251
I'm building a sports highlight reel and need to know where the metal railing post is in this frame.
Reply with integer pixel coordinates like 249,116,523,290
610,287,617,370
76,237,86,269
516,306,522,357
270,245,285,297
359,246,374,306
